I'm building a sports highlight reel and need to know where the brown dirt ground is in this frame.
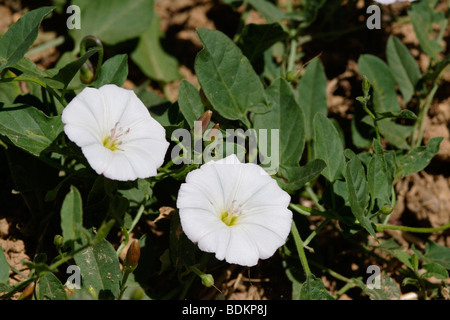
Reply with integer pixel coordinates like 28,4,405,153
0,0,448,300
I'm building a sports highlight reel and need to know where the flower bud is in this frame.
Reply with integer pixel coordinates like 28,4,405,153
87,285,98,300
205,123,220,142
124,239,140,272
286,70,300,82
130,288,144,300
80,59,95,84
53,235,64,248
200,273,215,288
362,76,371,97
380,204,393,215
19,282,35,300
197,110,213,134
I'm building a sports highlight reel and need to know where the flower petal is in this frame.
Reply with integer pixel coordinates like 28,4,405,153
223,228,260,267
62,87,107,134
177,183,216,213
102,152,138,181
81,143,113,176
197,226,231,261
182,162,229,213
98,84,135,129
63,123,101,147
235,223,286,260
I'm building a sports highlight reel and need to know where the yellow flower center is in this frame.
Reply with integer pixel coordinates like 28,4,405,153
220,211,239,226
220,200,242,226
103,122,130,151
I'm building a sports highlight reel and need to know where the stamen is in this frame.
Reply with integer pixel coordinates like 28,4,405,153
220,200,242,226
103,122,130,151
229,200,242,216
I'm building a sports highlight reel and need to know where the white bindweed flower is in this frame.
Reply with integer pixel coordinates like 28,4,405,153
62,84,170,181
373,0,415,4
176,154,293,267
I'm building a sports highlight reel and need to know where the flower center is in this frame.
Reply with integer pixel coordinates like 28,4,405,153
220,200,242,226
103,122,130,151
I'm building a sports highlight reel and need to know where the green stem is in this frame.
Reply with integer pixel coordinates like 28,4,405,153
335,282,356,299
290,221,312,276
287,36,298,73
360,98,381,143
118,269,131,300
289,203,335,219
303,218,330,247
305,183,325,212
116,200,147,257
376,222,450,233
412,82,439,149
309,260,356,285
289,203,311,216
48,243,91,271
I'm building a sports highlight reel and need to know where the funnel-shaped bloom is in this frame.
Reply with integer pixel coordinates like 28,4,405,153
176,154,292,267
62,84,169,181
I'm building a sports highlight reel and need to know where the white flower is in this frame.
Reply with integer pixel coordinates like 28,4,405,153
62,84,170,181
176,154,293,267
373,0,415,4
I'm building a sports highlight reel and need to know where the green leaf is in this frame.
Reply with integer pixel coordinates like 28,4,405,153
0,104,64,157
131,12,181,83
254,78,305,172
386,36,421,104
69,0,154,47
91,54,128,88
0,6,54,72
0,71,21,103
60,186,83,246
51,47,100,88
378,120,412,150
422,241,450,269
299,274,334,300
358,54,400,113
408,7,445,60
345,152,370,211
358,54,413,149
396,136,443,178
177,80,205,129
422,263,449,280
296,0,326,27
377,239,414,270
237,23,288,64
245,0,287,23
367,140,394,205
376,110,417,121
313,113,345,182
11,57,64,89
344,154,376,239
39,272,67,300
74,239,122,299
0,245,10,284
367,154,391,206
276,159,326,192
194,28,270,124
298,58,328,141
357,272,401,300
